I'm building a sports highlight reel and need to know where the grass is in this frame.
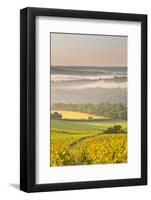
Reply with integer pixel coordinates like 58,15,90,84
51,119,127,133
50,118,128,166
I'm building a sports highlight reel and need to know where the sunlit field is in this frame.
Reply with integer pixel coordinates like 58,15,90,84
51,110,107,120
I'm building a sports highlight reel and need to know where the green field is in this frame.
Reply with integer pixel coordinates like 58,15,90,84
50,119,128,166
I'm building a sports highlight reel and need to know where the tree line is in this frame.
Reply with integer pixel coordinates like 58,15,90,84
52,103,127,120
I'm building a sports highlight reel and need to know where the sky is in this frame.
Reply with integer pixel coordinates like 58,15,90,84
51,33,127,67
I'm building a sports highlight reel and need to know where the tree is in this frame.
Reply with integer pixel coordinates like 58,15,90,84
113,125,122,133
119,110,127,120
104,127,114,134
104,125,123,134
51,112,62,119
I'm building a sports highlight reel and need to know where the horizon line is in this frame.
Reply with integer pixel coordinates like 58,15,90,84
51,65,127,68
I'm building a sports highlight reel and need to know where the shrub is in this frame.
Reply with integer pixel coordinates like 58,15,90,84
104,125,126,134
51,112,62,119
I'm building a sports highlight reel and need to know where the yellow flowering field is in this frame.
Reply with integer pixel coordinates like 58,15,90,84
50,119,127,166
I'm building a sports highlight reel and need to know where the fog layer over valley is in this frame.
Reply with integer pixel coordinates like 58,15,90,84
51,66,127,106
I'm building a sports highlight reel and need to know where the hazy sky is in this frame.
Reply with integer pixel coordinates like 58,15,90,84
51,33,127,67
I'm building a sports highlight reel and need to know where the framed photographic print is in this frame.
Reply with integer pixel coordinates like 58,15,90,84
20,7,147,192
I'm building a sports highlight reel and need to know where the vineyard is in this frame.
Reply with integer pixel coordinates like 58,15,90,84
50,118,127,166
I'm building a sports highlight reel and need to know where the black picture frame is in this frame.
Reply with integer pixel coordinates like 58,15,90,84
20,7,147,193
